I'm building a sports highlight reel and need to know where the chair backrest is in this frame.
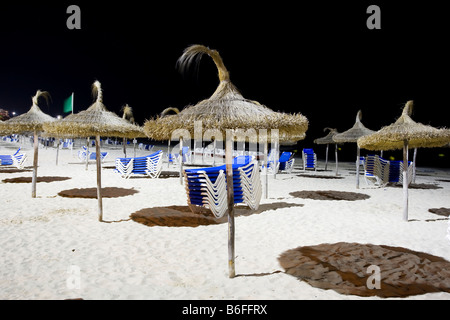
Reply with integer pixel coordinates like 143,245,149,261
184,160,260,209
302,149,316,169
390,160,413,184
233,155,253,165
389,161,402,183
279,152,292,163
123,151,163,175
364,155,377,175
0,156,13,165
364,155,390,185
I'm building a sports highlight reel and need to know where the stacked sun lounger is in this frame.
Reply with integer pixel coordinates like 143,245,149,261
115,150,163,179
302,148,317,171
183,158,262,218
364,155,414,187
364,155,390,187
77,146,108,162
397,160,414,185
0,148,27,169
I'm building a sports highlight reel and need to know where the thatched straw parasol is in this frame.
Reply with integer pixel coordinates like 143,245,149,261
358,101,450,221
333,110,375,188
146,45,308,185
144,45,308,142
46,84,144,139
314,127,340,174
44,81,145,222
333,110,374,143
0,90,56,198
145,45,308,278
357,101,450,151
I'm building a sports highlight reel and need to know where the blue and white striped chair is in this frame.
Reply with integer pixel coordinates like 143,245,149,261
278,152,295,173
265,151,295,174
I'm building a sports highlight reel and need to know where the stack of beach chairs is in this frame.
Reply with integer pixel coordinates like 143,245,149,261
364,155,390,187
183,157,262,218
115,150,163,179
77,146,108,162
302,148,317,171
364,155,414,187
0,148,27,169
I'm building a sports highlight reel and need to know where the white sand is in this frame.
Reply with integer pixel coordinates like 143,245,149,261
1,140,449,300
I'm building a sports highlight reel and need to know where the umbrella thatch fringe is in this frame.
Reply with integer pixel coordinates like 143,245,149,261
145,112,308,142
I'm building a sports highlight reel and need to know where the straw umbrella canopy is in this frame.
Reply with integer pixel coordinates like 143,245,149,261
0,90,56,198
146,45,308,184
144,45,308,143
357,101,450,151
144,45,309,278
44,81,145,222
333,110,375,188
314,127,340,174
46,84,144,139
358,100,450,221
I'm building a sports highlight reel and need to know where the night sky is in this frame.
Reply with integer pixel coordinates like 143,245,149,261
0,2,449,166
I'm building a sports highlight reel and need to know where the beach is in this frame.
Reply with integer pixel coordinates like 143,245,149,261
1,140,449,300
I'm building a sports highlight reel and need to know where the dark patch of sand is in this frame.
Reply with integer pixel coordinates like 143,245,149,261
389,183,442,190
278,242,450,298
297,174,343,180
130,202,304,228
2,176,71,183
58,187,138,198
290,190,370,201
0,168,33,173
428,207,450,217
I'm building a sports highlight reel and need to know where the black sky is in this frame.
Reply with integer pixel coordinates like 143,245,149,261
0,2,449,166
